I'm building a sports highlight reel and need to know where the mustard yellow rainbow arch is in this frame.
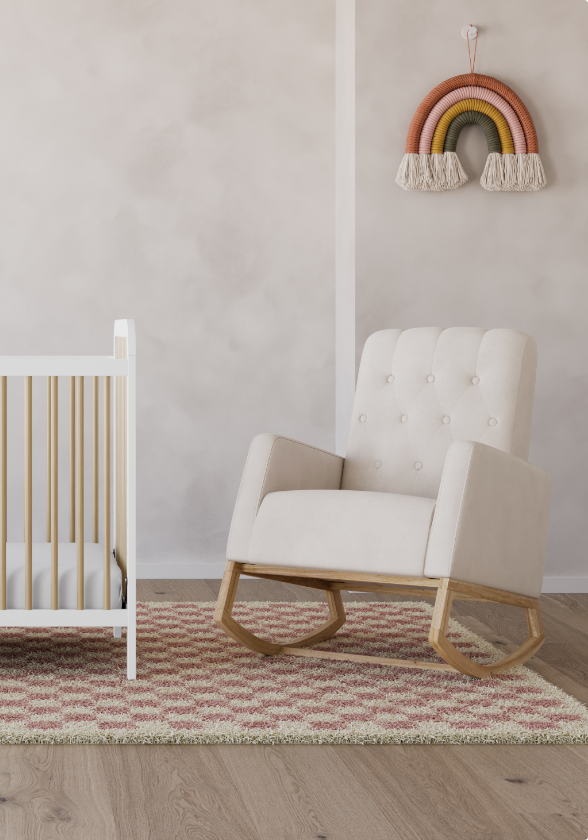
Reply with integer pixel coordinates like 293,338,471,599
431,99,514,155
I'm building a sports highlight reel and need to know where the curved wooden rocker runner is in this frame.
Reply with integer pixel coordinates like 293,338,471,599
396,73,547,192
215,562,545,680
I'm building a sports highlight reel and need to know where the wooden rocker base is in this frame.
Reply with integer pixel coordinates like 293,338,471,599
214,562,545,679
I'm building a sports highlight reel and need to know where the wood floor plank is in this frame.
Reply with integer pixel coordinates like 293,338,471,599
562,744,588,771
337,745,539,840
137,578,219,602
100,745,258,840
453,744,588,821
219,744,399,840
0,745,118,840
90,746,150,840
538,594,588,637
278,582,365,603
205,577,297,603
519,813,588,840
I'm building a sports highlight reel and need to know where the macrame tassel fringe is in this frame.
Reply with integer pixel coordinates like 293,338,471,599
502,153,518,191
444,152,468,189
480,153,547,192
396,153,423,191
430,153,447,190
396,152,468,191
418,154,435,190
515,154,531,190
525,153,547,191
480,152,505,191
398,150,543,193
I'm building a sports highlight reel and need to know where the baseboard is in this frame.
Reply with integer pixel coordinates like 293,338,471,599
541,578,588,594
137,565,588,593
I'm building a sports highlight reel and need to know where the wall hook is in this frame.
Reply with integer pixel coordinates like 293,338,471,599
462,25,477,40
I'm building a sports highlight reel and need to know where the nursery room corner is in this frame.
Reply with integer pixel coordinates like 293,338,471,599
0,1,587,838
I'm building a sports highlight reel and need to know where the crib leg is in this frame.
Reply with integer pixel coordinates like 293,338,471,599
113,626,122,639
127,617,136,680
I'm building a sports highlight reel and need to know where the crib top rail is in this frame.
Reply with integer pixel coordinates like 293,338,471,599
0,318,136,376
0,357,128,376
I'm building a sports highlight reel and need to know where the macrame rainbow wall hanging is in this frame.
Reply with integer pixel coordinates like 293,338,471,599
396,72,546,192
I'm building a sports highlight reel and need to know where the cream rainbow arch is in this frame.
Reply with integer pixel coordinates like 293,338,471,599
396,72,546,191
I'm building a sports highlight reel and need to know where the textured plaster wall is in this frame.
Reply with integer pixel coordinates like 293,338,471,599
0,1,335,565
356,0,588,578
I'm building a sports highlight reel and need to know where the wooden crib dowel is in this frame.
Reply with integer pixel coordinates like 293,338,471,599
24,377,32,610
0,377,6,610
103,376,111,610
51,376,58,610
46,377,51,542
69,376,75,543
76,377,84,610
93,375,98,543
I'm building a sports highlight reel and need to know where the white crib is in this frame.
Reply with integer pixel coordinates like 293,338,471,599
0,319,136,679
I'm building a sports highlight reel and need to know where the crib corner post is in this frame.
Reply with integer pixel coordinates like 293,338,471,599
125,327,137,680
126,612,136,679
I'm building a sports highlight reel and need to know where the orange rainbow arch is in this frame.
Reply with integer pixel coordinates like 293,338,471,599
396,73,546,192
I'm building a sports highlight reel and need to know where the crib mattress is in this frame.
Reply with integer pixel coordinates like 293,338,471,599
2,543,123,610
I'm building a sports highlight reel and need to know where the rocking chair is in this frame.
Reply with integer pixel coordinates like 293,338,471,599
215,328,551,678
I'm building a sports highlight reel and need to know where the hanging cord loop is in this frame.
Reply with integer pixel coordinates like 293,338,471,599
467,25,478,73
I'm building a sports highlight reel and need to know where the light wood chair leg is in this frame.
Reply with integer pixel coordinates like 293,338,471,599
429,579,545,678
214,562,346,655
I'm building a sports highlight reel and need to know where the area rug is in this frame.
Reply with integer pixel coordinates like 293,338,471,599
0,601,586,744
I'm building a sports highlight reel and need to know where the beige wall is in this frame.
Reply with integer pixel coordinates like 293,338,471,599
357,0,588,579
0,1,335,566
2,1,583,581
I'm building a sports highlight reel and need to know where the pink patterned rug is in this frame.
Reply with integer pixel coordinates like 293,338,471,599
0,601,586,744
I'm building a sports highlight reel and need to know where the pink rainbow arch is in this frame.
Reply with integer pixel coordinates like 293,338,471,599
418,86,527,154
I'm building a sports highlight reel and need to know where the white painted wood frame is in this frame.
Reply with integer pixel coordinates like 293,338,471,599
0,320,137,679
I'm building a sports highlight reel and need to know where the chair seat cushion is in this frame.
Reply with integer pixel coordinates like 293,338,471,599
248,490,437,577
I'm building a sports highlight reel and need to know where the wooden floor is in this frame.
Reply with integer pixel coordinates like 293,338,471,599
1,580,587,840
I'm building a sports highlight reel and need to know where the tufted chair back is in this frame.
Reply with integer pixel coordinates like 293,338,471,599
341,328,537,500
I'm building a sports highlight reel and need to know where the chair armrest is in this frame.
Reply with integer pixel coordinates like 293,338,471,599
226,434,344,562
424,441,551,598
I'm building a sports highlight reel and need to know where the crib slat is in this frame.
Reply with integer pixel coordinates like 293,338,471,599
0,377,6,610
93,375,98,543
24,377,32,610
46,377,51,542
104,377,111,610
51,376,58,610
76,376,84,610
69,376,75,542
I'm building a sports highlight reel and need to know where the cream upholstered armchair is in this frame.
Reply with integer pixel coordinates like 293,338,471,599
215,328,551,678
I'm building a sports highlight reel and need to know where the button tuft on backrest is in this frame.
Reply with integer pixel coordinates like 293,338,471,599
341,327,537,500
